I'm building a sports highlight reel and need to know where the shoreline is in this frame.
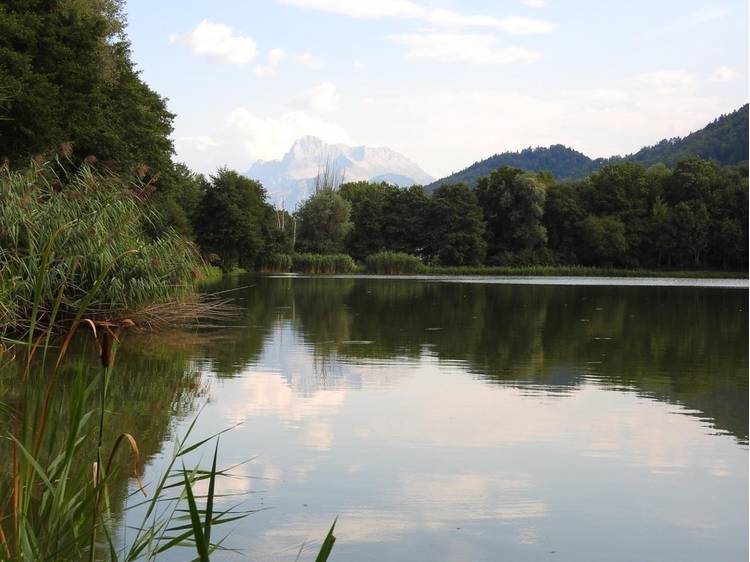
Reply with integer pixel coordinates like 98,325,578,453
214,265,748,281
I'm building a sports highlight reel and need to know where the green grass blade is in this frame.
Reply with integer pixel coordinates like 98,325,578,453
314,518,337,562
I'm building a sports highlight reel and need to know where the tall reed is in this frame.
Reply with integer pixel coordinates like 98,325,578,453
0,159,205,334
260,253,293,273
291,253,355,274
364,251,424,274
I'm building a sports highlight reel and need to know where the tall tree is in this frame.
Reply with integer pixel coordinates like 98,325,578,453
382,185,431,256
426,184,486,266
0,0,174,172
339,181,389,260
543,181,585,263
475,167,548,263
296,189,353,254
194,169,270,270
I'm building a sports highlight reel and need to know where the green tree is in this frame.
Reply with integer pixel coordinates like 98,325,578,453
339,181,389,259
706,165,749,270
475,167,548,262
426,184,486,266
580,163,662,266
543,181,585,263
194,169,270,270
151,163,208,237
382,185,431,256
296,189,353,254
0,0,174,172
667,202,710,267
577,215,628,266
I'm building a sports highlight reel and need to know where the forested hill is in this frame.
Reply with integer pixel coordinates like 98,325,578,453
626,104,748,167
427,104,749,191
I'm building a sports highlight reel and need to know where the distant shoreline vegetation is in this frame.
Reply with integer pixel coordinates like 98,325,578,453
229,251,748,279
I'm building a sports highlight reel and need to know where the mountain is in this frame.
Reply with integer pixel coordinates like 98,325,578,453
246,136,433,207
427,104,749,192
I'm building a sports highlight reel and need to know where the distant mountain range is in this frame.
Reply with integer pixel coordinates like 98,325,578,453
245,136,433,207
427,104,749,192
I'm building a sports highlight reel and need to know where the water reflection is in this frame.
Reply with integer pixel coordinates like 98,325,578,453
202,275,748,444
135,275,745,561
4,276,743,561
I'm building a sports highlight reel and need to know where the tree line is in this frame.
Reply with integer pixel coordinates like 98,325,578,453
175,156,747,272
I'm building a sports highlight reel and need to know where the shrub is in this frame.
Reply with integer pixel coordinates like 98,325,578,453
291,253,355,274
364,251,423,274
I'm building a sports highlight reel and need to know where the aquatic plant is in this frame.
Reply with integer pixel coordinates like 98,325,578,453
260,253,293,273
364,251,423,274
0,159,206,333
292,253,356,274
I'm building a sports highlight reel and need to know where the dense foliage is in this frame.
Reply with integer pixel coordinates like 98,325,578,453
428,104,749,190
0,0,211,237
0,161,204,331
296,188,353,254
0,0,172,172
193,169,274,271
323,158,747,271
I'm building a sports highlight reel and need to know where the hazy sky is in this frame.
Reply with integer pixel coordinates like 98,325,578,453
124,0,748,178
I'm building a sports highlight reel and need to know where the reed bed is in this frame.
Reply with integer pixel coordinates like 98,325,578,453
0,160,208,334
260,253,293,273
364,252,423,274
292,253,355,274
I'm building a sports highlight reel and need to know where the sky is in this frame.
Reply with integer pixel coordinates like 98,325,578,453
123,0,749,179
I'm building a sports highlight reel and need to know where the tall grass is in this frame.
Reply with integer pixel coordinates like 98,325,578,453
0,160,206,333
364,252,423,274
260,253,293,273
292,253,355,274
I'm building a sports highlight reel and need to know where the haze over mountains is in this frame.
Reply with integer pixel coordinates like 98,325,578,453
245,136,433,207
427,104,749,192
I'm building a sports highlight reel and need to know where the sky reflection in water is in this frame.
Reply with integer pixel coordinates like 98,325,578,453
127,276,747,562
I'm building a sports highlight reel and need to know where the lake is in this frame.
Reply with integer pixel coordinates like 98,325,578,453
55,275,750,560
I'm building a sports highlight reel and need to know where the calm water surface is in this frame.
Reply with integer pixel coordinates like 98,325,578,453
112,276,748,560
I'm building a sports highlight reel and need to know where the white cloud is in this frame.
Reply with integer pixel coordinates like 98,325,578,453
295,52,323,70
170,20,257,65
353,60,366,71
175,135,218,153
292,82,340,114
523,0,548,7
256,49,321,77
711,65,739,82
277,0,556,34
225,107,348,162
391,33,541,65
255,48,288,77
635,70,697,90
